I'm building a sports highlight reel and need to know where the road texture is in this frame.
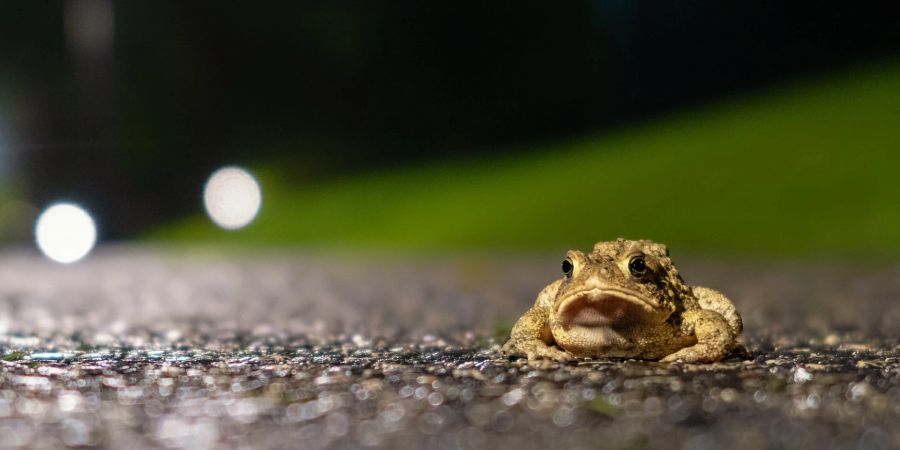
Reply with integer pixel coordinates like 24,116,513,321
0,246,897,449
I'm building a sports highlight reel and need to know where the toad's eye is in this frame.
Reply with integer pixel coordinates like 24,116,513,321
561,258,574,277
628,255,646,276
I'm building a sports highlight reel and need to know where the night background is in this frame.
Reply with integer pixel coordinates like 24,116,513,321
0,2,899,449
0,1,898,254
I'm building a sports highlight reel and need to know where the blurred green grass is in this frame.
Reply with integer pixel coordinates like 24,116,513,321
154,61,900,257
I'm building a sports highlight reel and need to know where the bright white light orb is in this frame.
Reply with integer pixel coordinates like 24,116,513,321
203,166,262,230
34,203,97,264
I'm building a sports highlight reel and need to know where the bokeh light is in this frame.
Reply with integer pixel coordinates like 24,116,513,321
34,203,97,264
64,0,115,56
203,166,262,230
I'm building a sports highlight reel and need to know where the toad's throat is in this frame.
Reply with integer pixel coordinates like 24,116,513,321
557,288,657,329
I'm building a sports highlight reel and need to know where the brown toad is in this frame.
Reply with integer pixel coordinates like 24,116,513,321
501,239,742,363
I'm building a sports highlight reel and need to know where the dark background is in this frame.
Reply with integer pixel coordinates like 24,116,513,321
1,1,899,238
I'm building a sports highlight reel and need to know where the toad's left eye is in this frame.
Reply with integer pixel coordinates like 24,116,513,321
561,258,574,277
628,255,646,276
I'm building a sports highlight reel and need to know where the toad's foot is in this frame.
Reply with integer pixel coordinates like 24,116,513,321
660,309,733,363
502,339,573,362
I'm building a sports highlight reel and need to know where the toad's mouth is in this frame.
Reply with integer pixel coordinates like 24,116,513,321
556,288,658,330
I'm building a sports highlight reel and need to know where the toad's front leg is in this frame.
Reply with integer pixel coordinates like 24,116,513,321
501,306,573,362
661,309,733,363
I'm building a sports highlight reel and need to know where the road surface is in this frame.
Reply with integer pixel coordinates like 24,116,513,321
0,246,897,449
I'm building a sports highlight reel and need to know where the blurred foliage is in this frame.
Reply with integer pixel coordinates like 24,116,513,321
586,396,623,417
154,61,900,257
0,185,33,242
492,320,515,346
5,2,899,237
1,351,26,362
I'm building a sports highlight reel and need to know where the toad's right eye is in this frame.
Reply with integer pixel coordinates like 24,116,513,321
561,258,574,277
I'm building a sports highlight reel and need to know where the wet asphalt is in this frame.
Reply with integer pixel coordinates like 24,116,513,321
0,246,897,449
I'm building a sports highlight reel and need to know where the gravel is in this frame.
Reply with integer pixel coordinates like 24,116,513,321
0,246,897,449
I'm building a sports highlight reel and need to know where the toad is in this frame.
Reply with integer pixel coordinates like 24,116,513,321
502,239,742,363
